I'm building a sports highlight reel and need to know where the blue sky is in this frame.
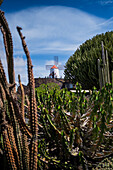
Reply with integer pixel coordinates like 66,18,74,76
1,0,113,85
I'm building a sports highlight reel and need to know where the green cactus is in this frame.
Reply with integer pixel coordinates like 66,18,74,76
1,7,113,170
98,41,111,89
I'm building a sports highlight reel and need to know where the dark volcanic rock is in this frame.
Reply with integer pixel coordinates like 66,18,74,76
17,78,65,95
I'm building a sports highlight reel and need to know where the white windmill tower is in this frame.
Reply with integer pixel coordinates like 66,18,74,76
46,56,64,78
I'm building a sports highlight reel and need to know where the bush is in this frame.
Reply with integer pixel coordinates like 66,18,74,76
35,83,60,94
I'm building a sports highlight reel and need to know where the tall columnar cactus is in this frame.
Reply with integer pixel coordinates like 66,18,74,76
1,6,113,170
17,26,38,170
18,75,29,170
0,10,15,92
98,41,111,89
0,10,38,170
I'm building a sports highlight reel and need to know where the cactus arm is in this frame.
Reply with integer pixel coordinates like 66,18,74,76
98,43,111,89
0,59,32,138
17,26,38,170
7,125,22,170
0,59,8,88
18,75,29,170
0,77,21,169
0,101,17,170
18,75,25,118
106,50,110,83
0,24,9,57
25,95,30,125
2,125,17,170
97,59,103,89
101,41,105,66
102,68,105,87
0,10,15,92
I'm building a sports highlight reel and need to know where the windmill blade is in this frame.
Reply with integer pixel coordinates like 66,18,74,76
54,56,58,66
58,65,65,70
46,65,53,70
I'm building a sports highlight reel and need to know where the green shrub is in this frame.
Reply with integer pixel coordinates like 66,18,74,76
35,83,60,94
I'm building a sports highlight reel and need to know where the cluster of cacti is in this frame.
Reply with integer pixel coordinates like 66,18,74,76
36,82,113,169
98,41,111,89
1,7,113,170
35,42,113,169
0,10,38,170
36,84,88,169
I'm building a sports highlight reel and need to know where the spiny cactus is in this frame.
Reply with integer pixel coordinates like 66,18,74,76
0,10,38,170
98,41,111,89
0,10,15,92
18,75,29,170
1,7,113,170
17,26,38,170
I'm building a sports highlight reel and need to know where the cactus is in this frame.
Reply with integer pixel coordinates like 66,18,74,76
18,75,29,170
1,7,113,170
0,10,38,170
17,26,38,170
0,10,15,93
98,41,111,89
36,82,113,169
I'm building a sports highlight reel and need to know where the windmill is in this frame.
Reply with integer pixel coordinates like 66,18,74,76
46,56,64,78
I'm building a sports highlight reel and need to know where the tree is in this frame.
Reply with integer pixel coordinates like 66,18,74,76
64,31,113,89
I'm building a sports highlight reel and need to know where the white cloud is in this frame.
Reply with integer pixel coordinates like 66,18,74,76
5,6,106,55
14,56,27,85
14,56,26,67
98,0,113,5
33,65,49,78
45,60,55,65
0,6,113,84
